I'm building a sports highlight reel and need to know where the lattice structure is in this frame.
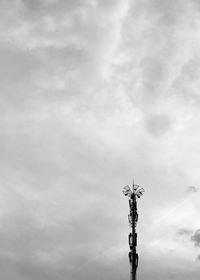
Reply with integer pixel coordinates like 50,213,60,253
122,180,145,280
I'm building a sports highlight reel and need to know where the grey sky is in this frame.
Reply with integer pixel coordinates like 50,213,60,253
0,0,200,279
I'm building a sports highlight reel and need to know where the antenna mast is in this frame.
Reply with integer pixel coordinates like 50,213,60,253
122,180,145,280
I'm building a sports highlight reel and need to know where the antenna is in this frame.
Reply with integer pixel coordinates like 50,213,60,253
122,180,145,280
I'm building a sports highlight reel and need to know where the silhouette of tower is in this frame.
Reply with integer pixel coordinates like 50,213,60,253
122,180,145,280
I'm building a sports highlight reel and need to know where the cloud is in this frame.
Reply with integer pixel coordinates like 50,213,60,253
177,228,193,237
0,0,133,125
175,228,193,245
191,229,200,247
144,112,172,137
1,0,200,280
186,186,199,193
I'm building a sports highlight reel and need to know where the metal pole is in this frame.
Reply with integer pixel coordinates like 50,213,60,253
132,191,136,280
122,180,144,280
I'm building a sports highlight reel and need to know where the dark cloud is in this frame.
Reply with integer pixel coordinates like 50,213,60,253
172,56,200,106
177,228,192,236
192,0,200,10
191,229,200,247
176,228,193,244
186,186,199,193
141,56,164,102
151,0,183,25
144,113,172,137
20,0,87,19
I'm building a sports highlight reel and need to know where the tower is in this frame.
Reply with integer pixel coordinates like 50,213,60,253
122,180,145,280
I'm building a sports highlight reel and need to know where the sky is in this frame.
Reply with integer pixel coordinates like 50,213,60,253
1,0,200,279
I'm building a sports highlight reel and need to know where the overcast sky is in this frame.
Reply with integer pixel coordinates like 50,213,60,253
1,0,200,279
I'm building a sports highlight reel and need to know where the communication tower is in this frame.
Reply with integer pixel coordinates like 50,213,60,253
122,180,145,280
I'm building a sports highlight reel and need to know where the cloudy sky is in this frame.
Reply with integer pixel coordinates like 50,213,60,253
1,0,200,279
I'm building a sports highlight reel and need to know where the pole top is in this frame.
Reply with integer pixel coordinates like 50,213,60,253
122,180,145,199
